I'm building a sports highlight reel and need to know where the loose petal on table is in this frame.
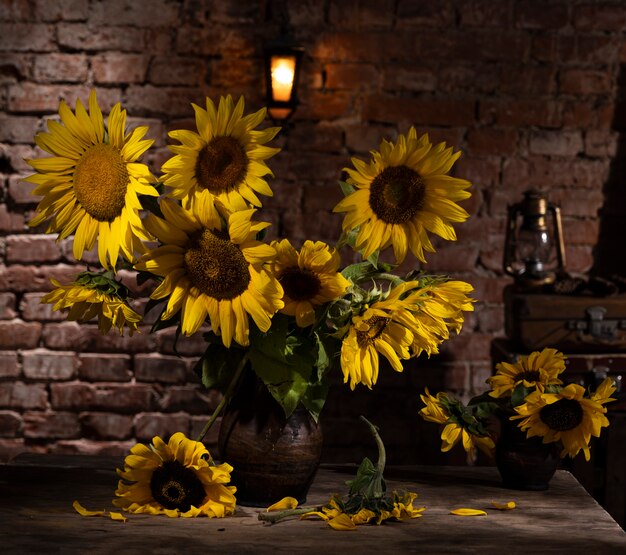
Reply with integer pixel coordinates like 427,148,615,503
491,501,516,511
450,508,487,516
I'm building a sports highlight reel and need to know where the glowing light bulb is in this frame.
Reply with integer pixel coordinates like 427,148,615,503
271,56,296,102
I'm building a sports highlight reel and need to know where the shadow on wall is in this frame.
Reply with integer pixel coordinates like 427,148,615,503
593,64,626,280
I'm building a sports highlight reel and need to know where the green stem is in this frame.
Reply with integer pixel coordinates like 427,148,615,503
360,415,386,479
196,352,249,442
258,506,321,524
372,272,403,286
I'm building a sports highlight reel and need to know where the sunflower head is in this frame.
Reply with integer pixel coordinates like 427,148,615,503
25,89,158,270
488,348,566,399
161,95,281,220
269,239,351,328
41,272,141,336
113,432,236,517
333,127,471,264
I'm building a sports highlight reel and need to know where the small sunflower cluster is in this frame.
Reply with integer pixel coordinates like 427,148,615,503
419,348,616,462
26,90,475,422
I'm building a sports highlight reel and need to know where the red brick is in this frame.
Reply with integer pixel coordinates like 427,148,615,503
6,234,62,263
562,218,599,246
208,1,262,24
455,156,500,188
382,65,436,92
92,53,149,84
57,23,145,52
0,293,16,320
33,53,88,83
564,245,594,273
442,360,471,391
0,205,25,233
0,264,83,293
421,244,480,273
175,27,255,57
585,130,618,158
328,0,395,28
158,385,218,414
476,305,505,333
42,322,156,353
209,57,258,89
3,144,36,173
134,353,187,384
23,411,80,439
124,85,204,118
576,35,622,65
33,0,88,21
439,64,498,94
287,123,344,154
573,3,626,31
467,128,518,157
297,90,353,121
314,31,416,63
344,122,395,153
514,1,568,29
440,330,493,362
560,69,613,96
363,95,476,126
8,176,38,205
282,210,343,245
459,0,510,27
51,439,134,457
7,83,94,113
148,56,207,86
78,353,131,382
480,99,562,127
0,23,55,51
22,349,77,380
134,412,190,441
500,65,557,95
0,382,47,409
302,184,344,213
0,0,31,20
90,0,179,27
80,412,133,440
529,130,583,156
0,320,41,349
471,276,509,304
551,188,604,218
561,100,595,129
51,383,154,412
19,293,63,321
0,351,19,378
0,114,40,142
49,382,94,410
396,0,455,27
325,63,379,90
0,411,22,437
0,439,25,462
470,362,493,394
190,415,221,447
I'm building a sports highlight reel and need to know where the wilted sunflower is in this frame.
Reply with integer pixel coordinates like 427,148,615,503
24,90,158,269
404,280,474,357
511,380,615,461
419,388,495,461
333,127,471,263
161,95,280,219
113,432,236,518
269,239,351,327
488,348,566,399
41,274,140,336
135,199,283,347
339,284,418,390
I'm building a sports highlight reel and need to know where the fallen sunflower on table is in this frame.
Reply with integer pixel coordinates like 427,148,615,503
258,417,426,530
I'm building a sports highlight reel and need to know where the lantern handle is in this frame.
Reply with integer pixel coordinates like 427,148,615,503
503,202,522,277
548,203,566,275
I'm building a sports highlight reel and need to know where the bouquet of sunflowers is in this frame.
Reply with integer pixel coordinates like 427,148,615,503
28,90,475,424
27,90,475,517
420,348,616,464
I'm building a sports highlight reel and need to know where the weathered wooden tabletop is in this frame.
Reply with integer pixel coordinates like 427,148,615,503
1,454,625,554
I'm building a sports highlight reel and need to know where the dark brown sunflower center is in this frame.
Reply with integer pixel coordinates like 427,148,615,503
356,315,391,348
518,370,541,382
73,144,129,222
369,165,425,224
150,461,206,512
184,229,250,300
195,136,248,195
279,267,321,301
539,399,584,432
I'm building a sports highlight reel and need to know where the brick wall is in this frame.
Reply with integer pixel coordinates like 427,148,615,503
0,0,624,465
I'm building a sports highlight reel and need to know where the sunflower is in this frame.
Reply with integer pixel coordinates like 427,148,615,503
511,381,615,461
135,199,283,347
269,239,351,327
419,388,495,461
113,432,236,518
41,275,141,336
24,90,158,270
339,288,416,390
333,127,471,264
488,348,566,399
403,279,474,357
161,95,280,219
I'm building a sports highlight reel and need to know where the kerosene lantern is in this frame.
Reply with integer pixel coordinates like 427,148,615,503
264,37,304,122
503,189,566,289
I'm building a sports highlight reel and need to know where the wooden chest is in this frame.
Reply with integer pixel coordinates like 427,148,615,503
504,285,626,353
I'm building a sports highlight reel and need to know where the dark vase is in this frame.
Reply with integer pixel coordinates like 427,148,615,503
495,418,560,491
217,373,323,507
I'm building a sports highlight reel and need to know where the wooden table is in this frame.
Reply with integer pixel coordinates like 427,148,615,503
1,455,625,554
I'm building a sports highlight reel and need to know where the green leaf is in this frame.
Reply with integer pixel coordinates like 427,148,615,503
139,194,163,218
300,381,329,423
338,180,355,197
511,384,532,407
346,457,376,496
194,340,245,391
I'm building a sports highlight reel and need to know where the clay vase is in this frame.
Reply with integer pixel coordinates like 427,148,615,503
217,373,323,507
495,419,560,491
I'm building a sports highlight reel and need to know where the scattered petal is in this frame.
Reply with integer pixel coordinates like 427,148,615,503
267,497,299,512
450,508,487,516
109,512,128,522
491,501,516,511
73,500,105,517
328,513,358,531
